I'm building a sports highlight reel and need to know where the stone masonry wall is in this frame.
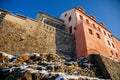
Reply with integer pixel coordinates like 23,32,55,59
88,54,120,80
0,15,75,55
101,56,120,80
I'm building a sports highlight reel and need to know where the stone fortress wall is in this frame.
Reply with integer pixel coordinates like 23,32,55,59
0,10,75,56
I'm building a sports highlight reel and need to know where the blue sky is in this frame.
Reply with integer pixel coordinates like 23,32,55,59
0,0,120,39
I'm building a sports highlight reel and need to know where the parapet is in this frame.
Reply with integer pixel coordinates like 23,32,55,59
75,7,85,13
99,22,105,27
15,14,27,20
89,15,96,21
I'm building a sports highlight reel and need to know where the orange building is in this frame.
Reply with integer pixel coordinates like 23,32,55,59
60,7,120,61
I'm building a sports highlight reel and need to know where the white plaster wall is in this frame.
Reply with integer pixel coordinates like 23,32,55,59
60,9,76,34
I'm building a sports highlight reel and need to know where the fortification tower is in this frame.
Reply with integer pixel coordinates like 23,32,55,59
60,7,120,61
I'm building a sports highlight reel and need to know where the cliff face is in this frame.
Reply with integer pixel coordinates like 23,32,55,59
0,17,75,56
88,54,120,80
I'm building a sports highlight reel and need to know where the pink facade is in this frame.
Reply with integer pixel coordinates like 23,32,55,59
60,7,120,61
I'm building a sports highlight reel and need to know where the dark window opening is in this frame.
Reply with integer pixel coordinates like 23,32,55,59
69,26,72,34
68,16,71,22
111,50,114,55
112,43,115,48
88,29,93,35
107,40,111,46
96,33,101,39
115,53,118,57
74,27,76,30
103,31,106,35
92,24,96,29
98,27,101,32
108,34,111,38
86,19,89,24
64,13,67,17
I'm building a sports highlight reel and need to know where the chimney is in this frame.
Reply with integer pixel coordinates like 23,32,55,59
76,7,85,13
89,15,96,21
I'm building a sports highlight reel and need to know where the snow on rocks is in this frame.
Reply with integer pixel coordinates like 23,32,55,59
0,52,13,59
0,52,101,80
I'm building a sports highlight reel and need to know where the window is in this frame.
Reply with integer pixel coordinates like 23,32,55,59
69,26,72,33
111,50,114,55
98,27,101,32
103,31,106,35
64,13,67,17
115,53,118,57
112,43,115,48
80,15,83,20
96,33,101,39
88,29,93,35
68,16,71,22
108,34,111,38
92,24,96,29
86,19,89,24
107,40,111,46
74,27,76,30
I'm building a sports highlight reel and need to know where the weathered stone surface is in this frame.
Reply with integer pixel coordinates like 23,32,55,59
0,18,75,56
88,54,120,80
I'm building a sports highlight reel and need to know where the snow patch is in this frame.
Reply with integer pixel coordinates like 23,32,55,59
0,52,13,59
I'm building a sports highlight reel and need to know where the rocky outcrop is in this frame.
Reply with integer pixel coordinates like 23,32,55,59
0,52,99,80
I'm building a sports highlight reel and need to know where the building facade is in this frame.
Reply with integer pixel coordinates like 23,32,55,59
60,7,120,61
